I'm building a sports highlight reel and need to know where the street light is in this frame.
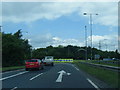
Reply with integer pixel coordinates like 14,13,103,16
0,26,2,32
83,12,98,60
85,26,87,60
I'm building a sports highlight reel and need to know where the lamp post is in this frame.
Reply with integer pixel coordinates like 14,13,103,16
83,13,98,60
0,25,1,34
85,26,87,60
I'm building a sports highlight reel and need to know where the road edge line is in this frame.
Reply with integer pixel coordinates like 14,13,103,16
71,64,79,71
0,71,29,81
87,78,100,90
11,87,18,90
1,69,24,74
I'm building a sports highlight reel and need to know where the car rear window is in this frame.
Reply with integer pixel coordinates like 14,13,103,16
26,60,38,62
45,56,53,59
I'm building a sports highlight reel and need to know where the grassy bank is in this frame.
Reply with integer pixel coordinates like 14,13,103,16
73,60,119,88
1,66,25,72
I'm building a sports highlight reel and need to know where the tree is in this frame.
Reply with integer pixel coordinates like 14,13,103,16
2,30,32,67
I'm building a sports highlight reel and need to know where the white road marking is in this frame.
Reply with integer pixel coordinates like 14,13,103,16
56,70,71,82
74,67,79,71
30,73,43,80
11,87,18,90
1,69,24,74
56,71,64,82
71,64,79,71
0,71,29,81
67,73,71,75
87,78,100,90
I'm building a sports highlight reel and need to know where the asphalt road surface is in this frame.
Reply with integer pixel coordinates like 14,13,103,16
1,63,103,89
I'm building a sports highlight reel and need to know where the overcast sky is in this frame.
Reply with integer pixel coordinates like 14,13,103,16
1,1,119,51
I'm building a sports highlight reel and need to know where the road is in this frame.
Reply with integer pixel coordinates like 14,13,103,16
1,63,101,89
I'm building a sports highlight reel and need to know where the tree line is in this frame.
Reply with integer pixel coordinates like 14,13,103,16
32,45,120,60
2,30,120,67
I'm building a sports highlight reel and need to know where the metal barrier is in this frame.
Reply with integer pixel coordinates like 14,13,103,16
80,62,120,72
54,59,73,62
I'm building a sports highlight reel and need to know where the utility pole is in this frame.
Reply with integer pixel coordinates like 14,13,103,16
99,40,101,50
104,39,108,51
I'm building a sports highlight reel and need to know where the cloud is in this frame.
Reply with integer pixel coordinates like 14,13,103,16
52,38,84,47
24,32,118,51
2,2,80,23
88,35,118,51
79,2,118,26
24,33,84,48
2,2,118,26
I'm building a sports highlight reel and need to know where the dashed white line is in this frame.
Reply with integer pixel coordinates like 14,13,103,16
11,87,18,90
0,71,29,81
87,78,100,90
30,73,43,80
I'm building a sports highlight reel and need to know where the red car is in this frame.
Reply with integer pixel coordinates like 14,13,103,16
25,59,44,71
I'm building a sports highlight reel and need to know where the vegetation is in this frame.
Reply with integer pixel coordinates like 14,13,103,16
32,45,120,60
73,60,119,88
1,66,25,71
2,30,120,68
2,30,32,67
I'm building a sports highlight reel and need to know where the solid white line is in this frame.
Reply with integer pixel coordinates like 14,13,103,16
87,78,100,90
30,73,43,80
71,64,79,71
1,69,24,74
74,67,79,71
0,71,29,81
11,87,18,90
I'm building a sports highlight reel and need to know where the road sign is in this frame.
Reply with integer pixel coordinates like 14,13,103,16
95,54,100,60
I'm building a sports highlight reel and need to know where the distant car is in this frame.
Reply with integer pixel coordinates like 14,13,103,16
25,59,44,71
43,56,54,66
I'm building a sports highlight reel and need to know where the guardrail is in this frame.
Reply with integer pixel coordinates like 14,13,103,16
80,62,120,72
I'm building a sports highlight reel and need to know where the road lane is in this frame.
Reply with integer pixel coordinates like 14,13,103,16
2,65,53,88
2,63,98,89
53,63,95,88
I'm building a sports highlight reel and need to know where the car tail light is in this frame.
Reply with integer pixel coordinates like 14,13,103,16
35,62,39,65
25,62,29,65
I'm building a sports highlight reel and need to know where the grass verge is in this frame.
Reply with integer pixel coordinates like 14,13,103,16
78,60,120,67
73,61,119,88
1,66,25,72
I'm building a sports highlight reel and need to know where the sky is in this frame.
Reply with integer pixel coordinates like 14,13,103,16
1,0,119,51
